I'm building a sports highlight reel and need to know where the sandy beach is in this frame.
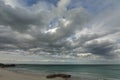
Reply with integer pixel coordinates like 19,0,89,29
0,68,65,80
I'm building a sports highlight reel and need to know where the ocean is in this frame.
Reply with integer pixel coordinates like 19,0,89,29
7,64,120,80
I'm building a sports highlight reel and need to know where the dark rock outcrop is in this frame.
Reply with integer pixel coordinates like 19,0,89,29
0,63,16,68
46,74,71,79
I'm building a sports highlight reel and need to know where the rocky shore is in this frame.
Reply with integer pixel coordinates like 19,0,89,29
0,63,16,68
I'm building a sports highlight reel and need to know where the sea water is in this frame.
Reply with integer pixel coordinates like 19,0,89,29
8,64,120,80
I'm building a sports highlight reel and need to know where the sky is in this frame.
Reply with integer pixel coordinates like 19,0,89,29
0,0,120,64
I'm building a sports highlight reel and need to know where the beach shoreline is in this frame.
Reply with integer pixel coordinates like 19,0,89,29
0,68,74,80
0,68,119,80
0,68,50,80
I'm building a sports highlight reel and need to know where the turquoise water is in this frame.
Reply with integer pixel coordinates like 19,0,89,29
9,64,120,80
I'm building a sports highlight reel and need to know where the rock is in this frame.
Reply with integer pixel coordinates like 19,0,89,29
0,63,16,68
46,74,71,79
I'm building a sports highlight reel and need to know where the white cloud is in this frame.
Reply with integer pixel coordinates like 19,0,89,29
2,0,20,8
44,27,58,34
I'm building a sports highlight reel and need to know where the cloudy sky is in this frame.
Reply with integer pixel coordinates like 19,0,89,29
0,0,120,64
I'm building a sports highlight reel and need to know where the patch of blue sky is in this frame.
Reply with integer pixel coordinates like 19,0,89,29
22,0,59,7
67,0,81,10
70,35,77,41
49,16,66,28
22,0,39,6
67,0,116,14
49,17,59,28
117,39,120,43
45,0,60,7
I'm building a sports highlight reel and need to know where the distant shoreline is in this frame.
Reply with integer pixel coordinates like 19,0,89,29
14,64,120,66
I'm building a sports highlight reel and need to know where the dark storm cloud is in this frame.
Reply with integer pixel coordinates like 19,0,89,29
0,1,49,32
83,39,116,58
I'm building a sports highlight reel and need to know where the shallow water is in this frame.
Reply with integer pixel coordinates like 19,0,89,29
8,64,120,80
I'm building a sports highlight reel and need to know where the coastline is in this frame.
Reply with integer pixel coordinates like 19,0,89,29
0,64,119,80
0,68,51,80
0,68,81,80
0,68,119,80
